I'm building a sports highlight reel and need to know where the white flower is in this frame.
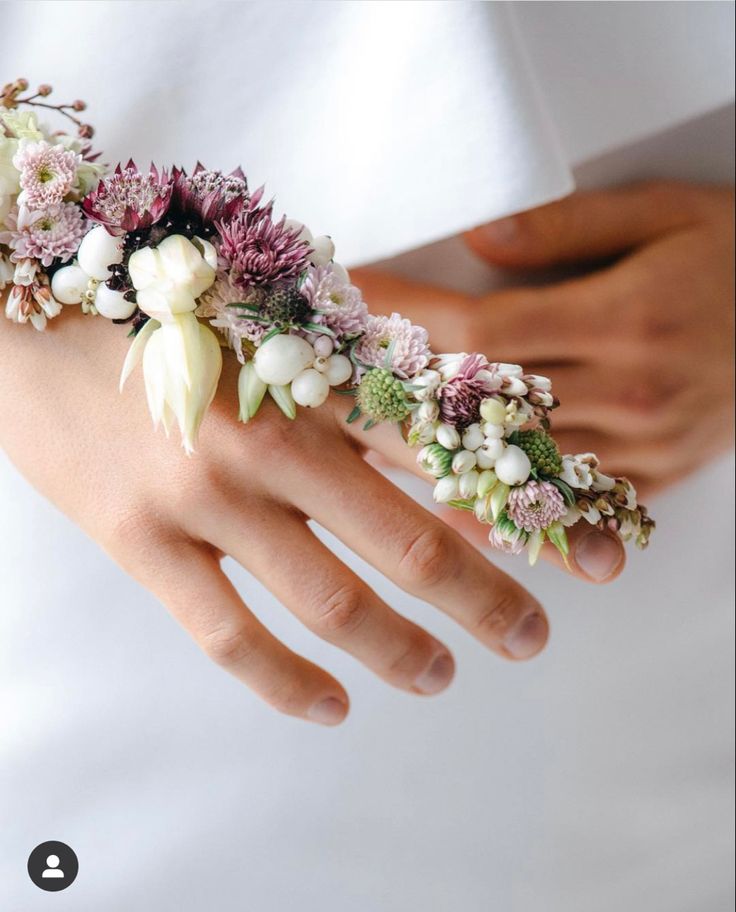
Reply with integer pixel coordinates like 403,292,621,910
433,475,460,503
560,454,594,490
452,450,477,474
436,423,461,450
0,132,20,224
411,368,442,401
121,235,222,453
0,254,14,289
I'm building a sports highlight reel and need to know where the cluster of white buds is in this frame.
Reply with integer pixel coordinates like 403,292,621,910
51,225,135,319
239,332,353,421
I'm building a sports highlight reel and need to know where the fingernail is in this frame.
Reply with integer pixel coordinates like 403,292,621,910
503,612,548,660
413,652,455,695
574,532,623,582
481,216,520,245
307,697,347,726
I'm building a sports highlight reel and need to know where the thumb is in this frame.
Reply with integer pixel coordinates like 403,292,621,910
464,181,714,269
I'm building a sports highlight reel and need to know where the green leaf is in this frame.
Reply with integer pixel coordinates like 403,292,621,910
549,477,577,507
303,322,335,337
261,327,283,345
363,418,377,431
346,405,362,424
447,499,476,512
227,302,259,312
546,521,570,568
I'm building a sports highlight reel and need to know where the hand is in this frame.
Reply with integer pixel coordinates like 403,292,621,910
0,304,566,726
353,181,735,500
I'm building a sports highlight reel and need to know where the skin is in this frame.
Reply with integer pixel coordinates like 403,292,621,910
5,180,725,726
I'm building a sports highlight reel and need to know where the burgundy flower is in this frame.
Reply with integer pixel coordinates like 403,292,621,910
170,162,248,229
217,190,311,290
438,353,501,429
82,160,172,235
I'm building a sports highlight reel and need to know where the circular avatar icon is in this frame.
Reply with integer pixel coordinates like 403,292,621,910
27,841,79,891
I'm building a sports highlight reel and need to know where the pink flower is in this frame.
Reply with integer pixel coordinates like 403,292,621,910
217,190,311,290
300,263,367,341
82,161,172,235
506,480,566,532
170,163,247,230
353,312,430,379
0,203,87,267
438,353,500,428
196,273,266,361
13,140,81,210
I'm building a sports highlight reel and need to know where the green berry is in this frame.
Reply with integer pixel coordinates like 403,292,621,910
357,368,411,423
514,429,562,476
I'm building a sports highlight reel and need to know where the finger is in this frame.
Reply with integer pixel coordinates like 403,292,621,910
288,429,549,661
210,506,457,696
464,181,714,269
123,534,349,725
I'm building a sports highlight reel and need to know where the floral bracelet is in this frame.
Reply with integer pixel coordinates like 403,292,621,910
0,80,654,565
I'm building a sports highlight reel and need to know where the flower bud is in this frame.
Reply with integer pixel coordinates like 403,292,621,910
494,445,532,486
490,483,510,520
480,397,506,424
37,84,52,97
501,377,529,397
436,422,461,450
452,449,477,474
433,475,460,503
417,443,453,478
238,361,267,423
268,383,297,420
458,469,479,499
477,469,497,498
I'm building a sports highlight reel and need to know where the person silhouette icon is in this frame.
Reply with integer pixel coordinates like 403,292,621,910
41,855,64,879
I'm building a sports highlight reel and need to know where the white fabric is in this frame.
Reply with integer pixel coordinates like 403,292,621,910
2,1,733,264
0,3,734,910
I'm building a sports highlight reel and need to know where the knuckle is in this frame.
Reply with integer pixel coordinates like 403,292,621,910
474,593,519,641
200,622,255,670
399,526,457,589
260,678,307,717
312,584,368,636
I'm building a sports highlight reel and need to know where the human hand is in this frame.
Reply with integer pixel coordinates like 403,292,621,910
0,303,566,725
353,182,735,502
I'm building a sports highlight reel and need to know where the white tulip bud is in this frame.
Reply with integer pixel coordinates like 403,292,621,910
461,423,484,451
436,423,461,450
94,283,136,320
313,335,334,358
253,334,315,385
494,444,532,486
525,374,552,391
238,361,267,423
480,397,507,424
323,353,352,386
51,264,87,304
452,450,477,474
291,368,330,408
477,469,497,498
433,475,460,503
77,225,124,280
458,469,479,499
502,377,529,397
496,363,524,379
309,235,336,266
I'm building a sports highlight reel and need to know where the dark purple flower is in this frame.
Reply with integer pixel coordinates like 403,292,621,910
170,162,248,228
438,353,501,429
217,190,311,290
82,160,172,236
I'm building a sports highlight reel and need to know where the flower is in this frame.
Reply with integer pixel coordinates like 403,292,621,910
417,442,453,478
0,202,87,267
13,139,81,210
196,272,266,360
170,163,247,230
4,274,62,330
300,263,368,341
0,132,20,222
438,353,502,428
513,429,562,476
357,367,412,422
122,235,221,453
0,253,13,288
82,161,172,235
217,192,311,290
488,518,528,555
353,312,430,379
506,479,566,532
559,453,595,489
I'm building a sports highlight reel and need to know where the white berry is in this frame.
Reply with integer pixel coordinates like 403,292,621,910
51,264,87,304
291,368,330,407
77,225,124,281
461,423,484,451
494,444,532,486
94,283,137,320
254,334,315,385
323,354,352,386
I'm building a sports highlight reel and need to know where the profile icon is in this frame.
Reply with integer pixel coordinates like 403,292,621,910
42,854,65,879
27,841,78,891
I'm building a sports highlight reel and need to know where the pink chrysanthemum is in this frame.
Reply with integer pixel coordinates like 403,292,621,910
300,264,367,341
0,203,87,267
82,161,172,235
13,140,81,210
196,273,266,361
438,353,500,428
488,523,528,555
506,480,566,532
217,191,311,290
170,163,247,227
353,312,430,379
